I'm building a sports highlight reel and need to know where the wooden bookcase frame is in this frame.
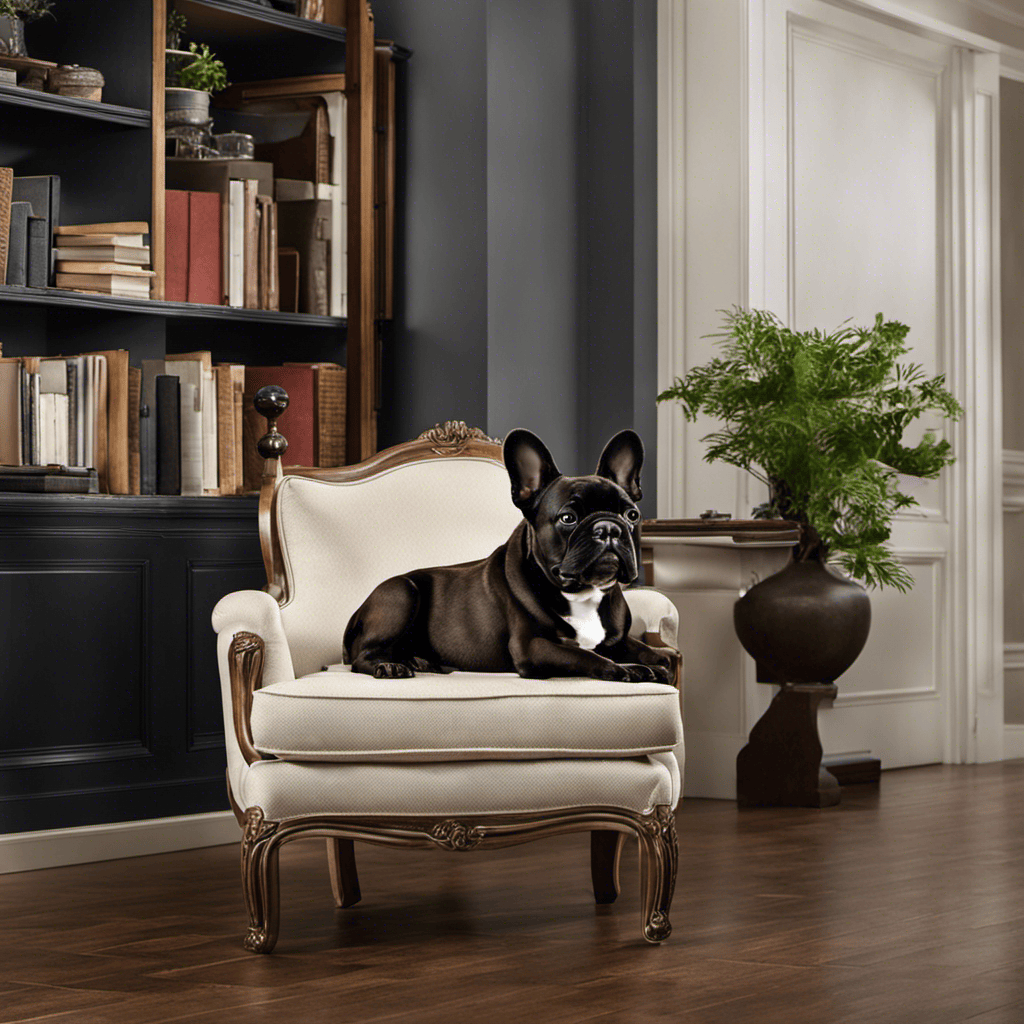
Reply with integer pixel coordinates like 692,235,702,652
148,0,381,462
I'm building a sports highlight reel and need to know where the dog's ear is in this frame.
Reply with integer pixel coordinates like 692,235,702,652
503,429,561,510
596,430,643,501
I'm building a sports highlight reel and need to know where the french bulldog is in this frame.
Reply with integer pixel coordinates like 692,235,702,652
343,428,674,684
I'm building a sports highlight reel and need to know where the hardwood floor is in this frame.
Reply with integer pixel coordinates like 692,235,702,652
2,762,1024,1024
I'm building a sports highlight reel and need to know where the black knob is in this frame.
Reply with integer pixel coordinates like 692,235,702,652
254,385,289,420
257,431,289,460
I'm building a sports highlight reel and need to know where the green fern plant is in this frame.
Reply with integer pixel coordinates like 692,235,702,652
178,42,228,94
656,308,963,592
0,0,54,21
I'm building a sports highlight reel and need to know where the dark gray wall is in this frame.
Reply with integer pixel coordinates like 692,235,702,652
375,0,489,440
487,0,580,460
374,0,658,512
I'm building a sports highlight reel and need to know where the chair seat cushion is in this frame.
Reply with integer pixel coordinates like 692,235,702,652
249,667,683,763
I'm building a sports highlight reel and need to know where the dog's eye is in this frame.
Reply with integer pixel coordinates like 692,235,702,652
624,508,642,524
559,511,577,526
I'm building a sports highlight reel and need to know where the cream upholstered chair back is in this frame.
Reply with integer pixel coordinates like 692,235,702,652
266,433,522,678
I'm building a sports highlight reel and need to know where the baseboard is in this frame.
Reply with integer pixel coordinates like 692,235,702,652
1005,724,1024,760
822,753,882,785
0,810,240,875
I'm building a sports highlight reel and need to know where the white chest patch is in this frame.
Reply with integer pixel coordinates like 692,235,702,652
560,586,609,651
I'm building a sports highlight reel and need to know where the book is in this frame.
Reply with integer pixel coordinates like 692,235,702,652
0,168,12,285
11,174,57,284
26,215,48,288
81,349,128,494
0,357,22,465
228,180,244,307
57,234,146,248
155,374,181,495
257,194,272,310
165,354,206,496
0,466,98,494
215,364,238,495
242,364,316,489
53,245,150,263
128,365,141,495
278,247,300,313
55,221,147,236
268,200,279,311
66,356,82,466
56,273,151,298
277,199,331,316
166,351,219,494
244,179,259,309
55,262,155,277
165,189,189,302
5,200,29,286
188,190,222,305
140,358,165,495
284,361,346,466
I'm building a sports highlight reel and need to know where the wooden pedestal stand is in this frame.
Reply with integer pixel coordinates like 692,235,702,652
736,683,840,808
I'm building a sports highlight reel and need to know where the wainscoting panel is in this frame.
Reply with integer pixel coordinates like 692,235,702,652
0,495,263,834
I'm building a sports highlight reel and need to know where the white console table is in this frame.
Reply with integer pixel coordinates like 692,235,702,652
641,520,797,799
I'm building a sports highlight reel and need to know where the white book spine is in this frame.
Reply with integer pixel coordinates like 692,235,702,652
39,393,54,465
54,393,68,465
201,369,218,493
228,180,244,308
179,382,204,496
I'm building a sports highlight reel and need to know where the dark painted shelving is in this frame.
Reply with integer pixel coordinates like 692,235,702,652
0,284,346,329
0,84,151,128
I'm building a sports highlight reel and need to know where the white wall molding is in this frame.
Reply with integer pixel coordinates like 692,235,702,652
0,811,239,876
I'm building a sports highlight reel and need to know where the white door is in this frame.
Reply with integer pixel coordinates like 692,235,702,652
753,0,1003,767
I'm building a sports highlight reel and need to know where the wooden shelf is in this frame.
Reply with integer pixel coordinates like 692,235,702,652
0,284,345,327
174,0,346,44
0,84,151,127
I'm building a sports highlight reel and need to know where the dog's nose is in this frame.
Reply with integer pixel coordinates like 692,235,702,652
592,519,622,543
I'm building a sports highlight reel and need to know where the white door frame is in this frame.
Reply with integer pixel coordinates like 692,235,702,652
656,0,1014,763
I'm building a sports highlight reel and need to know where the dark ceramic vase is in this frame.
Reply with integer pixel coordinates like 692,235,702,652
734,555,871,684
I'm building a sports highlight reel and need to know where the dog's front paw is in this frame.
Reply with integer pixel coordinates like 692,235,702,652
372,661,417,678
617,663,671,683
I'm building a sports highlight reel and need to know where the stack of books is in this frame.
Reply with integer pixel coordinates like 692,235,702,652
54,222,154,299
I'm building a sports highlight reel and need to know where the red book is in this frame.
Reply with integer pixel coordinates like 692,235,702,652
243,365,316,469
187,191,222,305
165,190,189,302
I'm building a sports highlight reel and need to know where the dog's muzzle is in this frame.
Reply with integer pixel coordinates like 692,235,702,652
558,513,639,585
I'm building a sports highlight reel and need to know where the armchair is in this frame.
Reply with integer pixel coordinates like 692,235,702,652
212,400,685,953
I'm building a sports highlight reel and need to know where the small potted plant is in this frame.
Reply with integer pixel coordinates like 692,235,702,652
657,307,963,686
0,0,54,59
166,41,228,126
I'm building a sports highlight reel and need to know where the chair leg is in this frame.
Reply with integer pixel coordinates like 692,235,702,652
326,837,362,908
637,805,678,943
590,830,624,904
241,809,281,953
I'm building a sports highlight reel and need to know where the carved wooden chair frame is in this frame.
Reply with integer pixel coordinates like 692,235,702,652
226,396,679,951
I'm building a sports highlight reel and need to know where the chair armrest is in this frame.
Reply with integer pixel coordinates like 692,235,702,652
212,590,296,768
623,587,679,648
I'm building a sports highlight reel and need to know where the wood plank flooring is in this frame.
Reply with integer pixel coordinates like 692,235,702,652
2,761,1023,1024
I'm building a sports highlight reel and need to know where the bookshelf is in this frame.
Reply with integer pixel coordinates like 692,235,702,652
0,0,400,836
